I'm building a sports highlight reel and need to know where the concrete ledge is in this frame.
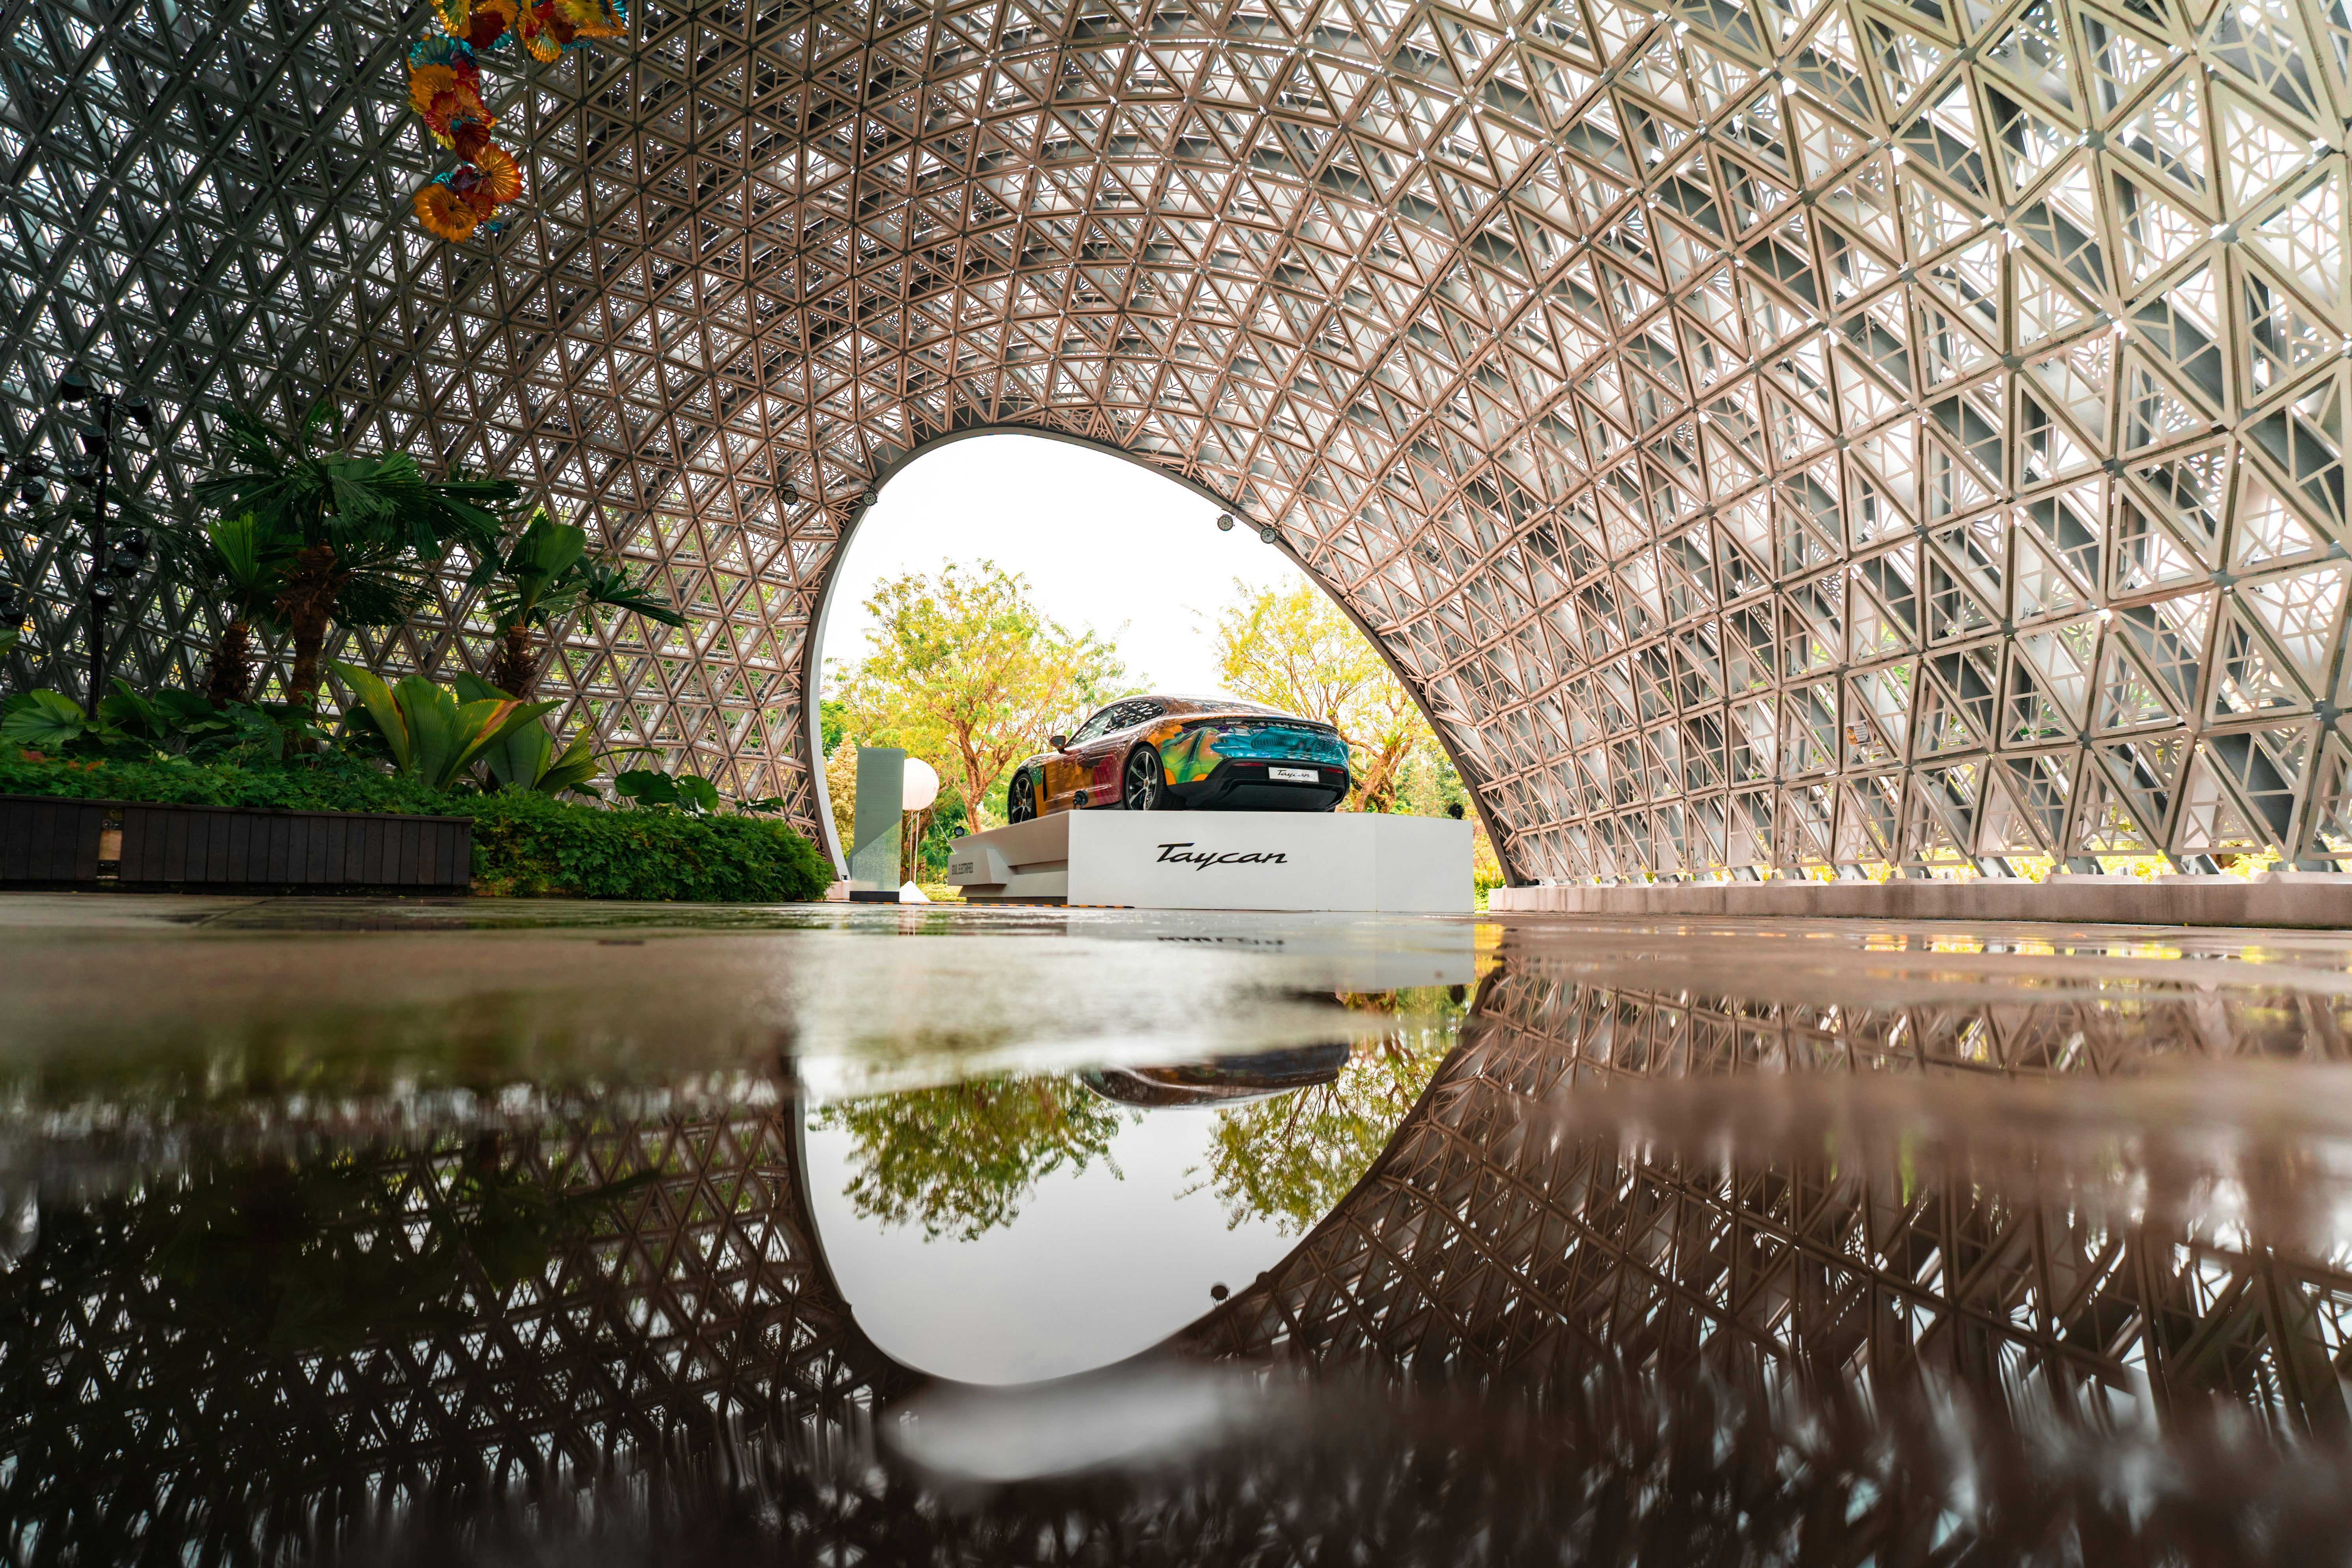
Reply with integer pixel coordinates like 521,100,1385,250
1485,874,2352,928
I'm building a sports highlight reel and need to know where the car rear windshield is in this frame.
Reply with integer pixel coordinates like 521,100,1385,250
1164,695,1289,717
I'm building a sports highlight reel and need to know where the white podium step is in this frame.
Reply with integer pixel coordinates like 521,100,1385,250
945,810,1472,912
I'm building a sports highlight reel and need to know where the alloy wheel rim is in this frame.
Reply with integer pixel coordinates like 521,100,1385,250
1125,752,1157,810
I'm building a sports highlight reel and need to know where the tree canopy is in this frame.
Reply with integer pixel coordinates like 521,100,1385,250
1211,580,1439,813
1188,990,1462,1234
832,560,1128,829
814,1073,1130,1241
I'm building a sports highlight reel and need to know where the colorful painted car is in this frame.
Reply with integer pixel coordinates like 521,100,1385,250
1005,694,1351,820
1080,1043,1353,1109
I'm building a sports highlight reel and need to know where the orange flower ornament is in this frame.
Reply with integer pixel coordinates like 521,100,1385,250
413,179,482,243
469,144,524,206
403,0,618,240
406,43,491,149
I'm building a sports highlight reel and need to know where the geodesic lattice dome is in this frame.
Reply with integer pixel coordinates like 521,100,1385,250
4,0,2347,879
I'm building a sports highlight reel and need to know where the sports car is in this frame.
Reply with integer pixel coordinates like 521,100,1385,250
1004,693,1350,820
1080,1043,1353,1109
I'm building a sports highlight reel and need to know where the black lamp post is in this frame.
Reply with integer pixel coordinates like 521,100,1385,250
38,369,152,715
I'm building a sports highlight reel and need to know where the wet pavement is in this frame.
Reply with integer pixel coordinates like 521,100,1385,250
6,893,2352,1562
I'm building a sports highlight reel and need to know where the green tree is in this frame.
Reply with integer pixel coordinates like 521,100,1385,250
186,511,298,706
468,508,683,697
1212,580,1427,812
815,1073,1131,1241
190,403,519,706
1189,991,1462,1234
834,560,1127,829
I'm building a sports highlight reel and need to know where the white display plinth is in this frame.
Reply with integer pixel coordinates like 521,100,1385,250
945,810,1472,912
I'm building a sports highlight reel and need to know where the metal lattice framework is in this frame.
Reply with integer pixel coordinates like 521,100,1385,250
13,976,2352,1559
1187,964,2352,1437
5,0,2352,874
0,1103,915,1553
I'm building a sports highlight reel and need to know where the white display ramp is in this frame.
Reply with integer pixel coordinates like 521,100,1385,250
945,810,1472,912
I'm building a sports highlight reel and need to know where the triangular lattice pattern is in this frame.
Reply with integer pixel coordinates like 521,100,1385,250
0,1105,911,1550
1186,962,2352,1435
5,0,2350,873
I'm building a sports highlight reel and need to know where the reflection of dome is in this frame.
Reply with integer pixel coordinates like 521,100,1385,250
1081,1043,1350,1110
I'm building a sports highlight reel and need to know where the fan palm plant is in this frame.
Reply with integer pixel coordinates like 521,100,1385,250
468,508,685,697
188,511,297,705
190,403,520,706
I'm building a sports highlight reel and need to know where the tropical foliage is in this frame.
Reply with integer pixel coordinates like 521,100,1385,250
190,403,519,705
831,560,1127,832
329,661,555,791
0,688,113,752
612,766,721,814
464,790,831,900
468,508,683,697
188,511,298,705
446,671,603,797
0,749,834,903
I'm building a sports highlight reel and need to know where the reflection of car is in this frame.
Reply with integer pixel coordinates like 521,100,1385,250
1080,1043,1352,1109
1005,694,1350,821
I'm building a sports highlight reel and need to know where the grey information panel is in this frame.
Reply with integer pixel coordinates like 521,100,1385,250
848,747,905,894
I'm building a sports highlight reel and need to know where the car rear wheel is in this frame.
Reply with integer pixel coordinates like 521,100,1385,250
1122,746,1171,811
1007,768,1038,823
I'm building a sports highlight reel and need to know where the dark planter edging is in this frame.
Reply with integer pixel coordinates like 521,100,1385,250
0,795,473,892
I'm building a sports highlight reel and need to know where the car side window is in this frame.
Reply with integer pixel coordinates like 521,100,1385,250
1105,699,1163,730
1070,706,1118,744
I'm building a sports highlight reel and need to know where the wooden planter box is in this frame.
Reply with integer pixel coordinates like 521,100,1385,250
0,795,472,892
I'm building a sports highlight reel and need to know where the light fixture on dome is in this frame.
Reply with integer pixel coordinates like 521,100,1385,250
1216,512,1235,531
42,368,149,715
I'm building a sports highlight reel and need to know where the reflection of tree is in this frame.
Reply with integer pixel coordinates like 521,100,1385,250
1192,990,1463,1235
816,1074,1131,1241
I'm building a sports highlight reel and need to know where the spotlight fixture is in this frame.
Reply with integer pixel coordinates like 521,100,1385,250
1258,525,1278,543
12,455,49,509
1216,512,1235,532
33,370,146,713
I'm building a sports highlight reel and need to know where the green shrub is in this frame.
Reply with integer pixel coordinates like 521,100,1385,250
0,752,833,903
0,752,452,814
465,791,833,902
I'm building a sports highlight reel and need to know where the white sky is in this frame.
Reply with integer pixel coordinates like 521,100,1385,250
818,433,1313,697
806,1096,1299,1384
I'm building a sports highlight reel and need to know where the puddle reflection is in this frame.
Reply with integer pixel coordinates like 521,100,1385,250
805,987,1464,1381
7,905,2352,1561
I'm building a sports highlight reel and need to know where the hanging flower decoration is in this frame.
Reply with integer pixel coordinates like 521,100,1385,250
407,40,492,149
432,0,519,51
403,0,625,242
518,0,625,59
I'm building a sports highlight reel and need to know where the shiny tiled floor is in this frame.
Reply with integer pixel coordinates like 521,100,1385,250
7,894,2352,1563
